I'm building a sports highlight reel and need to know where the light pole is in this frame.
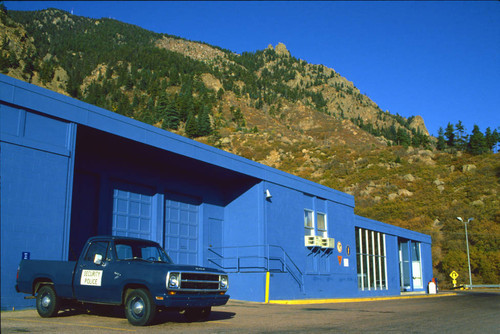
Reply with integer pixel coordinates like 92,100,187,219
457,217,473,289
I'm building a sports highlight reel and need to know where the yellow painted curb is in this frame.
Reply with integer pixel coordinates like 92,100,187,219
269,293,457,305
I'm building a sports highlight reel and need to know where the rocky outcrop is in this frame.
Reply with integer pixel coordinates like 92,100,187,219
275,43,290,57
155,36,228,61
268,43,291,57
409,115,430,136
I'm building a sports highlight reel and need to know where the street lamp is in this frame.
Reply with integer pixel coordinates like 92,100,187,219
457,217,473,289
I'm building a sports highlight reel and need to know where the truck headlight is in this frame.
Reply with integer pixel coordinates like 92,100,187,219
167,272,179,289
220,275,228,289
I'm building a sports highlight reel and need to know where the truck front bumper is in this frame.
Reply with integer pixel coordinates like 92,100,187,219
154,293,230,308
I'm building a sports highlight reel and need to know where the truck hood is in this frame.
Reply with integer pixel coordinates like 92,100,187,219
125,261,226,274
164,263,226,274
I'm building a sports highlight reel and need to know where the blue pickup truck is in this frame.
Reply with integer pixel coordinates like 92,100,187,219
16,236,229,326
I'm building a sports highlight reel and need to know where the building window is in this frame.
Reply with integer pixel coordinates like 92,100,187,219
317,212,327,238
356,227,387,290
304,209,314,236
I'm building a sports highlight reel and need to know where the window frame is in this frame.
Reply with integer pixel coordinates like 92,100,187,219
356,227,388,291
304,209,315,236
316,212,327,238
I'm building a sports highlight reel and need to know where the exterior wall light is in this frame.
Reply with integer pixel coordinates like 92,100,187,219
265,189,272,199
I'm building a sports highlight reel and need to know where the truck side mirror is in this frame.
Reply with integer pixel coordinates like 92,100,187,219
94,254,103,265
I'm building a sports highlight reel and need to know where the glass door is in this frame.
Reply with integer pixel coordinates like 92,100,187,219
411,242,423,289
398,240,411,291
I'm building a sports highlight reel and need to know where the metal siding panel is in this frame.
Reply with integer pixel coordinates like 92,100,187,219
0,104,23,136
24,111,69,149
1,142,71,309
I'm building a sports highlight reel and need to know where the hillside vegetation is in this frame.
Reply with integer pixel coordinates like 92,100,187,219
1,7,498,286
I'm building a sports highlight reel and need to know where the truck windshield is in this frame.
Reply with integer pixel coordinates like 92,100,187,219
115,240,173,264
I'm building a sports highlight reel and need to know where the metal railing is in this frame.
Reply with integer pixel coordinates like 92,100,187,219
207,245,304,291
465,284,500,289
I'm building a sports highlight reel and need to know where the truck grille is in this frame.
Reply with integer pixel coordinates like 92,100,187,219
181,273,220,290
167,271,226,292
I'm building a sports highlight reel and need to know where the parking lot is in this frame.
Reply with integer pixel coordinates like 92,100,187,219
2,291,499,333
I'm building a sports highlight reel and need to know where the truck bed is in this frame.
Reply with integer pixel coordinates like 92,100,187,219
16,260,77,299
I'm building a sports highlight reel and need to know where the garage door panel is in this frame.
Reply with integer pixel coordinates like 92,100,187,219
164,193,200,265
112,182,155,241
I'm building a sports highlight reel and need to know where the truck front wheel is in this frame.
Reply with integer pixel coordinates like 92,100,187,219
124,288,156,326
36,285,60,318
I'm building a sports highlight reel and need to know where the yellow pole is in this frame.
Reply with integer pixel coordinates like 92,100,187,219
265,271,270,303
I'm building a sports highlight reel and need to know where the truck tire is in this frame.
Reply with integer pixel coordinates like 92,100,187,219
124,288,156,326
36,285,60,318
184,306,211,322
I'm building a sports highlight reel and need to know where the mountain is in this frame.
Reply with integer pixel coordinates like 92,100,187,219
1,8,498,286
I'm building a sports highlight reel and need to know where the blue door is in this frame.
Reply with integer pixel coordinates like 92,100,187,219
206,218,223,268
112,182,156,241
164,193,200,265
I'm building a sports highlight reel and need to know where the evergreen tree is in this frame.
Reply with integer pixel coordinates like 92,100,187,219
444,123,455,148
0,2,7,14
484,127,500,152
185,112,198,138
217,88,224,100
197,106,212,136
455,120,467,150
39,59,55,84
231,107,245,128
436,127,446,151
164,103,180,130
132,94,140,109
467,125,488,155
157,93,179,130
396,128,411,147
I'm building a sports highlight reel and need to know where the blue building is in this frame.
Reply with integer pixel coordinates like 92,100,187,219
1,74,433,310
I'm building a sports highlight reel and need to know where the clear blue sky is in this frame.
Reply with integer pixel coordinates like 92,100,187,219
5,1,500,137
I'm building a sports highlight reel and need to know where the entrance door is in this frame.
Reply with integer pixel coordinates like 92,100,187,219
398,240,411,291
111,182,155,241
206,218,223,268
411,242,423,289
164,193,200,265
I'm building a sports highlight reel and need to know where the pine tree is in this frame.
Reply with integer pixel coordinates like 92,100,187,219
455,120,467,151
157,93,179,130
467,125,488,155
484,127,500,152
197,106,212,136
185,112,198,138
445,123,455,148
436,127,446,151
164,102,179,130
231,107,245,128
396,128,411,147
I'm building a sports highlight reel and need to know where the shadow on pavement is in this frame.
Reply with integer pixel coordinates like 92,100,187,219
56,304,236,325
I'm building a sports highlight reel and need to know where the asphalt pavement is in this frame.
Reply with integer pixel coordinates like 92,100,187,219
1,290,499,333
